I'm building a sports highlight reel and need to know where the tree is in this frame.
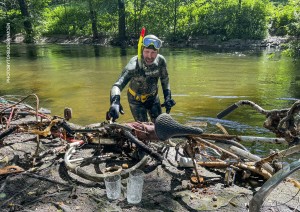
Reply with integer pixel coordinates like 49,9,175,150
17,0,34,43
118,0,126,46
88,0,98,40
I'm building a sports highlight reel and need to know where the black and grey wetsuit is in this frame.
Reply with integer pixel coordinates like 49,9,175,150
110,54,170,122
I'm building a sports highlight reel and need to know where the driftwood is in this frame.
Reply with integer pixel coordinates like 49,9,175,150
0,165,24,175
216,122,229,135
29,119,60,137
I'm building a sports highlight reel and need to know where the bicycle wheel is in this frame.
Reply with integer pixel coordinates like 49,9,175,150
64,141,150,182
249,159,300,212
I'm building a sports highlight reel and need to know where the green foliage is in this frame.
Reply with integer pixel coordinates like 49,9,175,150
0,9,23,38
43,5,90,35
0,0,283,41
282,40,300,58
126,0,270,40
270,0,300,36
126,0,178,38
174,0,270,40
42,1,118,36
0,0,299,59
269,0,300,60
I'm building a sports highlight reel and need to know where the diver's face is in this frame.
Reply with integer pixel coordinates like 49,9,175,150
143,48,158,65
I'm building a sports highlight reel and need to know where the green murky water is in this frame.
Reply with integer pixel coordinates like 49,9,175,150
0,44,299,142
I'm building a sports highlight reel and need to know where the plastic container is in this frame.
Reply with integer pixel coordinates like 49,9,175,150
104,175,121,200
126,169,144,204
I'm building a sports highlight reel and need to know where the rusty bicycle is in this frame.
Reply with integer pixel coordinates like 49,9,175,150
217,99,300,211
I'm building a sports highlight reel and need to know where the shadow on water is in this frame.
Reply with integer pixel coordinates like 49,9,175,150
120,47,127,56
93,45,100,57
26,44,38,60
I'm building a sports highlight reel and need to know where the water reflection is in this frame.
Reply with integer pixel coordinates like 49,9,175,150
119,46,127,56
26,45,38,59
93,45,100,57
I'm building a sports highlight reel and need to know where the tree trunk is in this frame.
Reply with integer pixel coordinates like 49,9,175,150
173,0,177,36
17,0,33,43
134,0,137,35
88,0,98,40
118,0,126,46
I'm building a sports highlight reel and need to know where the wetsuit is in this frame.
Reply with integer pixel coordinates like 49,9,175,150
110,54,170,122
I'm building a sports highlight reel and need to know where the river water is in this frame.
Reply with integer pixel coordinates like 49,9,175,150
0,44,300,142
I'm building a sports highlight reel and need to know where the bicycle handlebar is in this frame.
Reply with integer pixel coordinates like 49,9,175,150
217,100,269,119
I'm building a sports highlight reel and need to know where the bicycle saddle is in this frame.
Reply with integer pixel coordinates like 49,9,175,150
154,113,203,140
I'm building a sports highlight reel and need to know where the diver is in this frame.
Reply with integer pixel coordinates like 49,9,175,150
107,34,176,122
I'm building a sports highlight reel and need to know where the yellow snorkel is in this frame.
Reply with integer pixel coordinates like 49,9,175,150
138,27,146,68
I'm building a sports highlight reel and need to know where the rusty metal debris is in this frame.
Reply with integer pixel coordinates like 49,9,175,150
1,95,300,209
217,100,300,210
0,165,24,175
217,100,300,144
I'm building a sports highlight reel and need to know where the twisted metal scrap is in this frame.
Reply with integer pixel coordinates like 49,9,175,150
155,113,274,181
64,142,149,182
217,100,300,143
0,94,40,123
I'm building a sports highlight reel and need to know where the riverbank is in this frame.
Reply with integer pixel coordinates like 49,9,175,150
5,33,292,50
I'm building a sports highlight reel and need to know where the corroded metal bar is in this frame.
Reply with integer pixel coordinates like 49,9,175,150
191,137,239,159
257,144,300,165
217,100,269,119
199,134,286,144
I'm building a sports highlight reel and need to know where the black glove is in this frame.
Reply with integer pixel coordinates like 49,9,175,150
107,95,124,121
161,89,176,114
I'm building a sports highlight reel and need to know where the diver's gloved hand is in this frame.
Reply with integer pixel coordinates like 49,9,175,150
161,89,176,114
107,95,124,121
